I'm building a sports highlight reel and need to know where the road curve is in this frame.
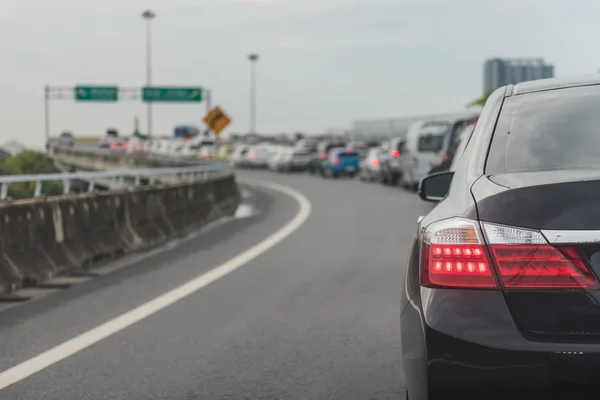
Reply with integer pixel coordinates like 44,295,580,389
0,170,432,399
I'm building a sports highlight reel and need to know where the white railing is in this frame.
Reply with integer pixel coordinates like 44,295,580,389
0,164,232,200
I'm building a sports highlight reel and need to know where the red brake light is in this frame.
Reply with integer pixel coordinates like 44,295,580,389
251,154,258,160
320,152,328,159
423,219,600,290
489,245,597,289
372,159,380,167
424,243,496,288
333,157,340,164
443,151,451,163
392,149,400,157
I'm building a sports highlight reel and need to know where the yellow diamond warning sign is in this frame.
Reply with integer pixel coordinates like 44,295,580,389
203,106,231,135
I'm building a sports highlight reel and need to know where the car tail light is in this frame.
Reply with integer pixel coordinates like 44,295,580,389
422,218,498,289
333,157,340,164
421,218,599,290
320,152,328,159
483,223,598,289
392,149,400,158
372,159,380,166
443,151,451,163
251,154,258,160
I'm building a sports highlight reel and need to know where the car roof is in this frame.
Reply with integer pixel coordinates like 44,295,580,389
331,147,356,154
420,125,449,135
512,73,600,95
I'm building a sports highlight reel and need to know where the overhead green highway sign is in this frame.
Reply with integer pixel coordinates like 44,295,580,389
142,87,203,102
75,86,118,102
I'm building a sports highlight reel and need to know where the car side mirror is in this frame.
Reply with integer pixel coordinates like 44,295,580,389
418,171,454,202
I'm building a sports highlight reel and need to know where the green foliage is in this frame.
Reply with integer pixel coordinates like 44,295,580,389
467,91,493,108
0,150,63,199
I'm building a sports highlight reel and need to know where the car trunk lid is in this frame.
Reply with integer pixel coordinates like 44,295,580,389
472,170,600,343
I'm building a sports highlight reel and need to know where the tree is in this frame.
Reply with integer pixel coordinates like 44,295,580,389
0,150,63,199
467,91,493,108
294,132,305,141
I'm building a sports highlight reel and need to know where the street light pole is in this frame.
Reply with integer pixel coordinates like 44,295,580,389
248,53,259,134
142,10,156,137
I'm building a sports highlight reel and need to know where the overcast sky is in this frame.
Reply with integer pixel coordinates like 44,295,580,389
0,0,598,147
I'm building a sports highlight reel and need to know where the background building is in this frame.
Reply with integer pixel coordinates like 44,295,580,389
483,58,554,94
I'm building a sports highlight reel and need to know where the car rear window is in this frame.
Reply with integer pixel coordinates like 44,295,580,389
338,151,358,158
417,134,445,152
368,148,380,157
486,86,600,174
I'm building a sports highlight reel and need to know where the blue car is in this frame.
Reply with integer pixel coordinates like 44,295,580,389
322,147,360,178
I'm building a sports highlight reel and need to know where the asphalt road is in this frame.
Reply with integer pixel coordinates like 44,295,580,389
0,169,432,400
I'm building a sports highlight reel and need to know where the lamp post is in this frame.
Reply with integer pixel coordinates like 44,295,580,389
141,10,156,137
248,53,259,134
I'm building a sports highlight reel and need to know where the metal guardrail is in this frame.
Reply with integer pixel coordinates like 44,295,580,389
0,164,233,200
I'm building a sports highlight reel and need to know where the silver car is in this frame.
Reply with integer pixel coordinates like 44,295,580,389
245,146,269,168
359,147,383,181
58,131,75,147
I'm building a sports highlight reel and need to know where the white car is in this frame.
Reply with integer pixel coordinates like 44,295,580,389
399,123,449,190
180,141,200,159
232,145,250,167
126,138,143,154
150,139,173,155
169,140,187,157
267,147,289,171
199,145,217,160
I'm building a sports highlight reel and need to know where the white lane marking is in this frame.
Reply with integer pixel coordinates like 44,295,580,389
0,180,311,390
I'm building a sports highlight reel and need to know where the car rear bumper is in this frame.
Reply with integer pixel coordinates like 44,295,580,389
331,166,358,174
386,160,403,174
285,164,309,171
425,327,600,399
246,162,268,168
402,289,600,399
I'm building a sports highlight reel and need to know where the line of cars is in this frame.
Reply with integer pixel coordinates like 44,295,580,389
98,135,218,159
231,114,478,190
232,138,366,178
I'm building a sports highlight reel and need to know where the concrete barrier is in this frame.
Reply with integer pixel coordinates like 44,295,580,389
0,175,240,294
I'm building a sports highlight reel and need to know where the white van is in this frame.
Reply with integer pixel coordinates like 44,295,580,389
398,121,451,191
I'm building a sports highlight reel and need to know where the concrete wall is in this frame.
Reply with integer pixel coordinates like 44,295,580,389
0,175,240,294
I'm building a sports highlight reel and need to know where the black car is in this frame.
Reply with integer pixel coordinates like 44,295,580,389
402,75,600,400
428,124,475,174
308,139,346,174
428,118,478,174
